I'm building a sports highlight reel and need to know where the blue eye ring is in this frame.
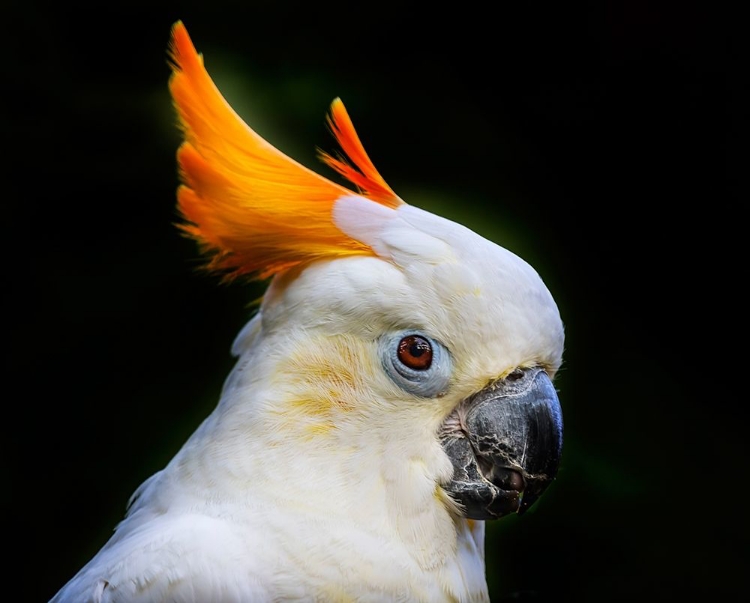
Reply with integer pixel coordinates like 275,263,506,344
380,331,452,398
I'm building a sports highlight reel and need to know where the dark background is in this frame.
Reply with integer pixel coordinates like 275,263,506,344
6,1,737,601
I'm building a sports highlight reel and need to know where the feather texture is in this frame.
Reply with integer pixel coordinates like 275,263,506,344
169,21,403,281
50,21,565,603
318,98,400,205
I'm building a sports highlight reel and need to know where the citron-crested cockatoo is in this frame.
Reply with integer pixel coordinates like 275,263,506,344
51,21,565,603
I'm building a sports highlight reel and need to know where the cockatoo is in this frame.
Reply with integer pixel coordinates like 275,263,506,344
51,21,565,603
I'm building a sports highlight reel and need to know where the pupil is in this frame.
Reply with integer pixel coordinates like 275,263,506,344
398,335,432,370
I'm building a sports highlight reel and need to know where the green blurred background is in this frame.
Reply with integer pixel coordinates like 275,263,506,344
7,1,737,601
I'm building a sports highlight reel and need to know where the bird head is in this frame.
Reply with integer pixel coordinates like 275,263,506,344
168,21,564,522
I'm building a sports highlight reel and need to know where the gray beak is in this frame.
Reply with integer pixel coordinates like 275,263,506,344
440,366,563,520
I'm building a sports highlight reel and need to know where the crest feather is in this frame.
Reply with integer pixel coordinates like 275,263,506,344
319,100,400,206
167,21,403,281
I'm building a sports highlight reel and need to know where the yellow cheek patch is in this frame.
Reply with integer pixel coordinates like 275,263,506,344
304,421,336,438
280,335,374,423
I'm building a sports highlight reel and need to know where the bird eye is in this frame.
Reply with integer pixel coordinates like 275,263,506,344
397,335,433,370
380,331,452,397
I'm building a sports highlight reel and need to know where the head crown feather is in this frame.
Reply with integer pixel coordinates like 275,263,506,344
168,21,403,281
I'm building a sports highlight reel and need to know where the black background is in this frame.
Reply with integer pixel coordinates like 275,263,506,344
6,1,738,601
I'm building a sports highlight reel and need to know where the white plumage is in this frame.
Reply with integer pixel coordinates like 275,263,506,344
51,21,564,603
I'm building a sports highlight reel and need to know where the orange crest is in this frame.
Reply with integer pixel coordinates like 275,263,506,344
168,21,403,281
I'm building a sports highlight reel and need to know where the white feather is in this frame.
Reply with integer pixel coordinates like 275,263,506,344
53,186,562,603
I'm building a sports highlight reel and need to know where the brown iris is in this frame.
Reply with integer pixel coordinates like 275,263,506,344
397,335,433,370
